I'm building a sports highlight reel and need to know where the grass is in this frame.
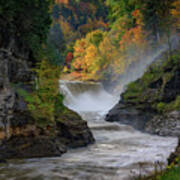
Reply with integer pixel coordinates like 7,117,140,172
140,166,180,180
136,156,180,180
156,96,180,113
160,166,180,180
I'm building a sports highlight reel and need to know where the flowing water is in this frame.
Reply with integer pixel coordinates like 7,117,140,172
0,80,178,180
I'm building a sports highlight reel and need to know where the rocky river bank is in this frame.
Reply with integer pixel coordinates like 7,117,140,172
0,48,94,161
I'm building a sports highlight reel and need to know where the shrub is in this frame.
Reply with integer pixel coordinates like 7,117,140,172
17,60,65,128
156,102,168,113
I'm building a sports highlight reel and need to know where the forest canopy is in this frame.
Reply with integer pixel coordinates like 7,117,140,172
55,0,179,81
0,0,53,58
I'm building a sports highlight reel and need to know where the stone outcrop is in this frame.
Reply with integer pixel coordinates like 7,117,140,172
106,50,180,137
106,103,180,137
106,103,152,131
145,111,180,136
0,110,94,159
0,48,94,160
168,138,180,165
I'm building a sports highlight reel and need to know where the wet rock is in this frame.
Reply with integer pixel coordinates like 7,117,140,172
0,107,94,160
145,111,180,136
0,136,67,159
56,109,95,148
105,103,153,131
106,102,180,137
168,138,180,165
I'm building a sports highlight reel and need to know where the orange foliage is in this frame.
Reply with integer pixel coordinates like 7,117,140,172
120,10,146,50
70,30,106,80
120,26,146,50
171,1,180,30
64,9,151,81
55,0,69,5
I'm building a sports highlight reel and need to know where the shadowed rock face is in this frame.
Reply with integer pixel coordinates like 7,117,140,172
105,103,153,131
0,49,94,160
168,138,180,165
106,102,180,137
0,110,94,159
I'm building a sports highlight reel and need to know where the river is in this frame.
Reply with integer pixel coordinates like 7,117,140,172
0,80,177,180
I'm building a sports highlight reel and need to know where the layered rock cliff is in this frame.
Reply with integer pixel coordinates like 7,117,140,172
0,43,94,160
106,49,180,137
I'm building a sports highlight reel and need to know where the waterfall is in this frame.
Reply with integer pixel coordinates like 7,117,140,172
59,80,118,112
59,80,119,123
111,35,180,94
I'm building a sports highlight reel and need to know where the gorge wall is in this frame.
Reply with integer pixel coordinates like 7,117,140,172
0,36,94,161
106,49,180,137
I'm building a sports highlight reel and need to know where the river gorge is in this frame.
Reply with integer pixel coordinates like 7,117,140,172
0,80,178,180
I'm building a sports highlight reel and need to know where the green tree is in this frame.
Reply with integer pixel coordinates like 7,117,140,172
52,4,60,21
106,0,141,25
48,23,65,51
0,0,53,58
140,0,174,42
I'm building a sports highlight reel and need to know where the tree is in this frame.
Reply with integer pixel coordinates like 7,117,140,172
140,0,174,42
171,1,180,30
52,4,60,21
22,60,65,128
106,0,140,25
90,31,104,48
65,52,73,68
0,0,53,58
48,23,65,51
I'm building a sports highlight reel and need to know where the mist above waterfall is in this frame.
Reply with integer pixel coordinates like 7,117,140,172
109,35,180,94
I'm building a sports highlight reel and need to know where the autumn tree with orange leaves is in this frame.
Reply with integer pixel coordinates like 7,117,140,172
172,1,180,30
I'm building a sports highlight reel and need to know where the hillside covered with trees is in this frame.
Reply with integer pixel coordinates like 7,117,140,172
53,0,180,82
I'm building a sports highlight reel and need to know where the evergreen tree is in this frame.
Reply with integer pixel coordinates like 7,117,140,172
48,23,65,51
0,0,53,58
140,0,174,42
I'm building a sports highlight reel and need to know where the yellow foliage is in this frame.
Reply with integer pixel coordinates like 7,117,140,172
71,30,106,80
